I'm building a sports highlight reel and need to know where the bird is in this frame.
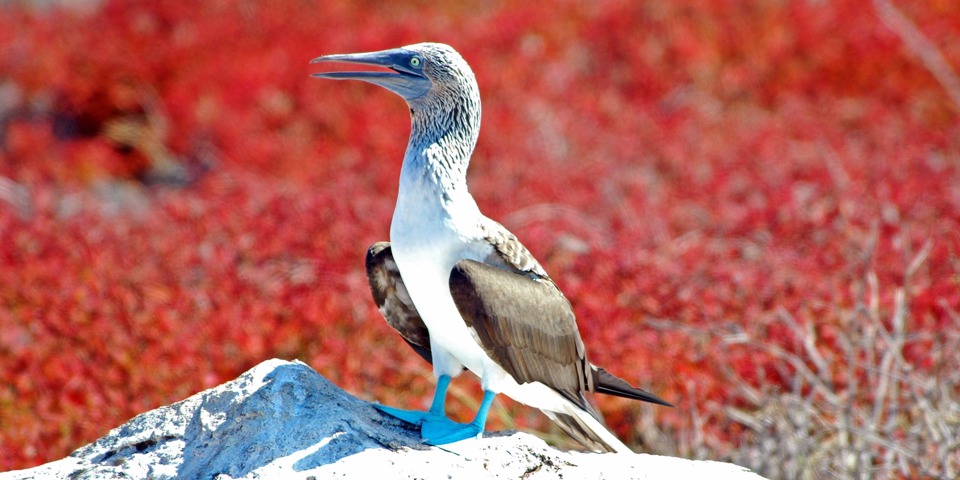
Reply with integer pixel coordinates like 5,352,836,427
311,42,671,453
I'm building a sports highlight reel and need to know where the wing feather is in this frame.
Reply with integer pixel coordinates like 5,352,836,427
365,242,432,363
480,221,549,279
448,259,595,412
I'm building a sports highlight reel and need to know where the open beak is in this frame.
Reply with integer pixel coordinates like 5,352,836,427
311,48,430,100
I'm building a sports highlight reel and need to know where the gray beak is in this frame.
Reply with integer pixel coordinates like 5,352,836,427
311,48,430,101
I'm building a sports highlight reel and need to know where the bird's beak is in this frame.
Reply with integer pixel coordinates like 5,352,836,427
311,48,431,101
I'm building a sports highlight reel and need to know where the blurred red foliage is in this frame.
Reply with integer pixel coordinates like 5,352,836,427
1,0,958,473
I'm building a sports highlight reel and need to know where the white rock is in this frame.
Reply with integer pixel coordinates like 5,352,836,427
1,359,766,480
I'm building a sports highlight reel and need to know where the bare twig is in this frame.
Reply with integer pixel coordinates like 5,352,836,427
873,0,960,111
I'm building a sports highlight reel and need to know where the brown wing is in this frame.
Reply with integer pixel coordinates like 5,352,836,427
448,259,596,412
449,258,673,453
365,242,432,364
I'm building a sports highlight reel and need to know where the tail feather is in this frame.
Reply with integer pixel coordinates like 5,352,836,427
537,368,671,453
542,409,633,453
592,366,674,407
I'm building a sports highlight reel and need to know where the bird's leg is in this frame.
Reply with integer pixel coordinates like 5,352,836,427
375,374,457,427
422,390,496,446
428,374,451,415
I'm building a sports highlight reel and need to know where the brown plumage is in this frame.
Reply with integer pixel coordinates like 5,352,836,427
365,242,672,452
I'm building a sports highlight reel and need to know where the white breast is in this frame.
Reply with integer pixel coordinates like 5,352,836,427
389,178,519,390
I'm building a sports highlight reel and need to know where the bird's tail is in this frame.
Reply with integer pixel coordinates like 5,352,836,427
542,407,633,453
539,367,671,453
592,366,674,407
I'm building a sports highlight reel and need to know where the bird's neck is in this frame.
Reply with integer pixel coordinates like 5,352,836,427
398,95,481,200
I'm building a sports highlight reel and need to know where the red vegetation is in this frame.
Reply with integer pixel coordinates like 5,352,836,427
1,1,958,477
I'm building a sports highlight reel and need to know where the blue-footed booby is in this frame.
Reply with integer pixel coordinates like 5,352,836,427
311,42,671,453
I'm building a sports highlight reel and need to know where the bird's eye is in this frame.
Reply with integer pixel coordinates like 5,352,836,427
410,57,422,68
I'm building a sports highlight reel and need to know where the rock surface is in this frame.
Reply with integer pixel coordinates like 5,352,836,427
2,359,766,479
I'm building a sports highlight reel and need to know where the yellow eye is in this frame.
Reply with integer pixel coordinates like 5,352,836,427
410,57,422,68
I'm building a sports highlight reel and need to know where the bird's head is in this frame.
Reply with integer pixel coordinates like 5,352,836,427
311,42,479,113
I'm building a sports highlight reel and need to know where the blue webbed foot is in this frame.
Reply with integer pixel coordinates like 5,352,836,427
374,404,454,428
375,404,479,444
375,374,458,430
375,376,497,447
423,390,496,446
375,404,432,425
421,416,484,445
